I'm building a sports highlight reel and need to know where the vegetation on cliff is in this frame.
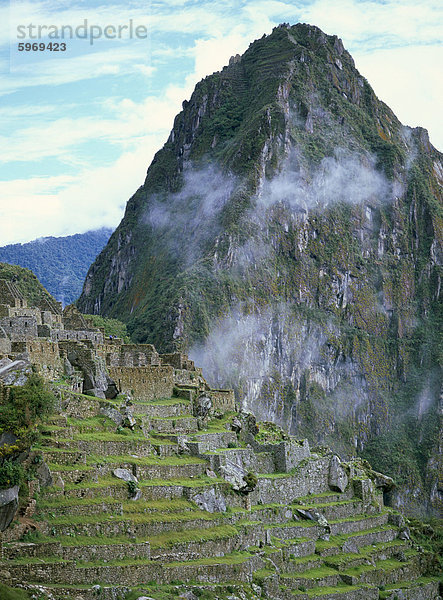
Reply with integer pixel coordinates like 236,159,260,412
77,24,442,515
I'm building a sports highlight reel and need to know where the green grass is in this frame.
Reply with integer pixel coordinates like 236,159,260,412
122,498,195,513
139,475,224,487
85,453,206,467
281,566,338,580
0,584,30,600
74,431,146,441
134,397,190,406
148,524,238,549
195,412,236,434
46,463,93,472
378,577,441,599
165,550,253,567
44,507,220,526
306,585,370,597
38,495,122,509
342,557,406,577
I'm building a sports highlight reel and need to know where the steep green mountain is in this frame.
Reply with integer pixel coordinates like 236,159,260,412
0,228,112,305
77,24,442,515
0,262,59,307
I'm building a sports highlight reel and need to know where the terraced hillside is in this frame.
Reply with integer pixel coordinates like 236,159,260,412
1,384,440,599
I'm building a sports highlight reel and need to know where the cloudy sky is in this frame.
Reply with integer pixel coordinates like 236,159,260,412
0,0,441,245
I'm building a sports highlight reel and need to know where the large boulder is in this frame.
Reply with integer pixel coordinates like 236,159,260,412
0,432,19,450
296,508,329,529
329,455,348,493
0,485,19,531
372,470,395,491
196,394,212,418
220,461,247,491
113,468,137,483
36,461,53,488
99,405,123,427
191,488,227,513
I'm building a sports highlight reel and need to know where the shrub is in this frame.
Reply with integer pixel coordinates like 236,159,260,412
243,471,258,492
0,460,24,489
0,373,55,435
127,480,138,497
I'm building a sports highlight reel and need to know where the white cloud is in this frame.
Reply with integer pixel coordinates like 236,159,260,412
2,46,154,95
0,0,441,246
0,137,160,245
353,45,443,150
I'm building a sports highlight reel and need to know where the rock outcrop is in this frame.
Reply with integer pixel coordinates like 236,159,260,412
76,23,442,516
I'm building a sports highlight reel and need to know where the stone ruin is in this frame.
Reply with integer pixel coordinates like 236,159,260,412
0,279,234,413
0,279,440,600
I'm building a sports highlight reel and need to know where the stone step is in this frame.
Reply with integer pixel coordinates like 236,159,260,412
293,499,366,522
54,455,207,482
329,513,389,536
161,552,265,585
42,511,223,538
2,541,63,560
135,459,208,481
4,552,264,587
45,475,221,502
202,447,276,475
379,579,440,600
0,559,73,586
341,556,420,587
145,415,199,434
38,499,123,518
149,524,264,562
269,521,323,541
243,499,366,528
67,438,152,457
2,538,151,563
48,464,98,485
10,584,139,600
281,565,341,589
253,457,332,504
295,490,355,505
282,553,323,573
62,540,151,562
41,427,74,441
131,400,190,418
303,584,379,599
46,414,68,427
149,438,179,457
316,526,399,556
281,538,316,560
186,431,238,453
267,513,391,545
42,449,87,466
324,540,411,571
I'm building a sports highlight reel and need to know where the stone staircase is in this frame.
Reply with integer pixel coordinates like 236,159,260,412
0,388,440,600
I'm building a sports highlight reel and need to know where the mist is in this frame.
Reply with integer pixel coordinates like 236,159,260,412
142,163,237,265
256,148,390,214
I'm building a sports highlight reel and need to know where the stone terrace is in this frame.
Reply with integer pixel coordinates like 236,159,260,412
0,387,439,600
0,282,440,599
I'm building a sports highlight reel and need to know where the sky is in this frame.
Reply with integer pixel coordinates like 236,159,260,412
0,0,441,245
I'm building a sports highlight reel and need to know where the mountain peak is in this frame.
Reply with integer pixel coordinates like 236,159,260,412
78,24,442,515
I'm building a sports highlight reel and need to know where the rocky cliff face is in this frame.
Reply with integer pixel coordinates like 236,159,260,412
78,23,442,516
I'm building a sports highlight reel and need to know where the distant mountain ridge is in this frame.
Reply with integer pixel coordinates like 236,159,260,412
0,228,112,305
